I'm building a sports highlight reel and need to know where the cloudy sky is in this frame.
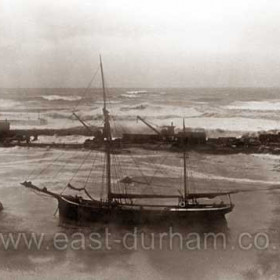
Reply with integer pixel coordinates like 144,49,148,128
1,0,280,88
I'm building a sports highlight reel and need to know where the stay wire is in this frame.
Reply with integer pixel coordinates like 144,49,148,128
53,149,81,180
26,148,51,181
32,152,65,180
68,149,94,184
84,150,101,189
105,85,151,186
58,149,93,198
71,67,100,112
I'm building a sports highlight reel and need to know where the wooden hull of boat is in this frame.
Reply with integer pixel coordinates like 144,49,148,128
57,196,233,225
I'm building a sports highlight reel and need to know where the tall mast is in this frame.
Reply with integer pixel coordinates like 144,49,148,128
100,55,107,110
100,55,112,203
183,118,188,201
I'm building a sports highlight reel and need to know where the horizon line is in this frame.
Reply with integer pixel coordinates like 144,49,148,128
1,86,280,90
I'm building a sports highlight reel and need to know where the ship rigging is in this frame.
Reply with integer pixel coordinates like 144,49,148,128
21,56,235,225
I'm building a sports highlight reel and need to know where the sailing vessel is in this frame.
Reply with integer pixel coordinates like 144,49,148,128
21,57,235,225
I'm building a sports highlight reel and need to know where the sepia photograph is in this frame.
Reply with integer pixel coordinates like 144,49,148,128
0,0,280,279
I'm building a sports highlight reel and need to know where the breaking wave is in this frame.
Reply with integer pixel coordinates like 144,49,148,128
126,90,148,95
226,100,280,111
121,93,139,98
42,95,82,102
121,90,149,98
0,99,20,109
120,103,148,111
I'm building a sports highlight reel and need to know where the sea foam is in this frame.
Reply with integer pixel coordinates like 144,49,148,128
42,95,82,102
227,100,280,111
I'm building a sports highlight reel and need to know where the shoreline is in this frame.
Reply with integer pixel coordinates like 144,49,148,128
3,142,280,157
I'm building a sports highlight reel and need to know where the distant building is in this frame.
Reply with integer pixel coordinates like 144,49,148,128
122,133,162,144
0,120,10,132
176,128,206,145
259,133,280,144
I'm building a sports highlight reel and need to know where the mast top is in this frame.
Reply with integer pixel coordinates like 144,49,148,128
99,55,107,110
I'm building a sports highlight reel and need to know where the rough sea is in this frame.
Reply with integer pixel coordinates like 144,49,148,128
2,87,280,134
0,88,280,279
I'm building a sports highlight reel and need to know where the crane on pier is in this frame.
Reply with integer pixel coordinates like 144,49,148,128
136,116,162,136
72,112,95,135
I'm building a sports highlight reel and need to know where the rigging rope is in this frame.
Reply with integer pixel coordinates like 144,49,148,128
71,66,100,112
106,93,151,186
53,149,81,180
50,66,101,135
68,149,93,184
31,152,65,180
67,183,95,200
106,90,161,198
25,67,101,184
84,150,101,189
26,148,51,181
147,154,169,186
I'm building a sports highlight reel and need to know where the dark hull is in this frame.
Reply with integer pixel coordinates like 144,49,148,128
57,196,234,226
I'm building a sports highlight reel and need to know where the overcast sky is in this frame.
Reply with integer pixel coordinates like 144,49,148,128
1,0,280,88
